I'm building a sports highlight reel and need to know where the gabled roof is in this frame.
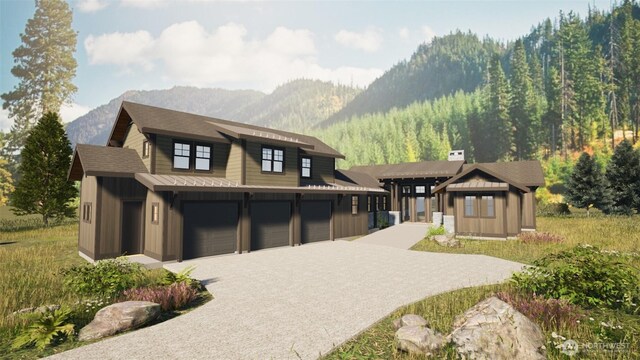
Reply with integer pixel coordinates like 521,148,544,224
108,101,344,158
334,169,382,189
464,160,545,188
68,144,148,181
349,160,465,180
432,164,530,194
134,173,385,194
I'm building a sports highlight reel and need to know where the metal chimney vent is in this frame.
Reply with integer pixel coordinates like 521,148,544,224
448,150,464,161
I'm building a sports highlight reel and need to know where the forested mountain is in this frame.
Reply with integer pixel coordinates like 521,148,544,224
65,79,360,146
316,1,640,166
321,31,501,126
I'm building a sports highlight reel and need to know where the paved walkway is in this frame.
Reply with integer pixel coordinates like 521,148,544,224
355,222,431,249
51,241,524,360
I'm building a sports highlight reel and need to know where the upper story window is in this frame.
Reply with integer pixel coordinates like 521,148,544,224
301,157,311,178
142,140,150,158
262,146,284,173
173,142,190,169
195,145,211,171
351,195,359,215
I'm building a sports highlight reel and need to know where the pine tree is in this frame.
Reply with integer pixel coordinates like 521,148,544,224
603,140,640,214
11,112,77,225
565,152,607,216
510,40,537,159
483,54,511,161
1,0,77,160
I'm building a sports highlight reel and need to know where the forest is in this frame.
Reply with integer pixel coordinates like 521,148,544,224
316,1,640,169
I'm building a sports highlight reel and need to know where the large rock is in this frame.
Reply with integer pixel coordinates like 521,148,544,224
433,234,460,247
450,297,546,360
393,314,429,330
79,301,160,341
395,325,445,356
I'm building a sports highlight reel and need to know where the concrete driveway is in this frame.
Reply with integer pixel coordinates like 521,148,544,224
51,240,524,360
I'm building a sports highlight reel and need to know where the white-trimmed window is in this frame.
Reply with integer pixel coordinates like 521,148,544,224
301,157,311,178
415,185,426,194
195,145,211,171
173,142,190,169
262,146,284,173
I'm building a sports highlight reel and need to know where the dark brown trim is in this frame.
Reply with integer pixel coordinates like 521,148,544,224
260,145,286,175
194,142,214,172
479,194,497,219
240,140,247,185
142,139,150,158
94,177,103,258
150,134,157,174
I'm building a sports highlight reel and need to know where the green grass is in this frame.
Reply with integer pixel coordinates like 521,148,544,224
324,215,640,359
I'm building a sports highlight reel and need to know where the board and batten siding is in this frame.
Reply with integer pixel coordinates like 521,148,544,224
78,175,98,258
506,190,522,236
454,192,507,238
300,155,335,185
244,142,298,186
521,191,536,229
96,177,147,259
333,194,368,239
122,123,150,171
225,140,243,182
154,135,229,177
144,190,166,260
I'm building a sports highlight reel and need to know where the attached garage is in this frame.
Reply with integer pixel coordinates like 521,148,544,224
300,201,331,243
251,201,291,250
183,202,238,260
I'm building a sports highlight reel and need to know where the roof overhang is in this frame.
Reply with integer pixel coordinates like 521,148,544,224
433,164,530,193
134,173,386,194
446,182,509,192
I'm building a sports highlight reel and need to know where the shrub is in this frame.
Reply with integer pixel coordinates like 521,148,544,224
428,226,445,237
120,282,198,312
12,308,74,350
518,232,564,244
61,257,146,298
536,202,571,217
511,245,640,313
161,265,201,290
496,291,583,330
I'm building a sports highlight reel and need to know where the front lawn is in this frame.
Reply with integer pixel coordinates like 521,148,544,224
324,215,640,359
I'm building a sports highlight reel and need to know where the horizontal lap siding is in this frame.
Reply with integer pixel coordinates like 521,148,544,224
301,155,334,185
245,142,298,186
226,140,243,182
155,135,229,177
122,123,150,171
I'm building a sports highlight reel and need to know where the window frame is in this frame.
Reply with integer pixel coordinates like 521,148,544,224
142,140,150,158
82,202,92,224
480,195,496,218
383,196,388,211
464,195,476,218
172,140,191,170
261,145,285,174
351,195,359,215
151,202,160,224
194,143,212,172
300,156,312,178
415,185,426,194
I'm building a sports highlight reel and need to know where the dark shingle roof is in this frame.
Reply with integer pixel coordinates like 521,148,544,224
334,169,382,189
463,160,545,187
349,160,465,179
113,101,344,158
68,144,148,181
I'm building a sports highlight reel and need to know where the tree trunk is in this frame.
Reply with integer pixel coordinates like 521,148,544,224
43,214,49,227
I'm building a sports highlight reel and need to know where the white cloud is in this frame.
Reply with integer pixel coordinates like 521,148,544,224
84,21,383,91
76,0,109,13
60,103,92,123
85,31,155,71
422,26,436,44
334,27,383,52
398,27,410,40
0,108,11,133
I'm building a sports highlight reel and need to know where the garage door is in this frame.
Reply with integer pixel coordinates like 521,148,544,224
301,201,331,243
251,201,290,250
183,202,238,260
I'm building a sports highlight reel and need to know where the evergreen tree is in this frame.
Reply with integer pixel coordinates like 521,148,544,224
510,40,538,159
483,54,512,161
11,112,77,225
603,140,640,214
565,152,607,216
1,0,77,160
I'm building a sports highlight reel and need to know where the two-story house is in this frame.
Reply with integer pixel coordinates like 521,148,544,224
68,101,386,262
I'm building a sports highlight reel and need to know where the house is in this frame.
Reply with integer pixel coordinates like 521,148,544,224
68,102,545,262
68,101,386,262
349,154,545,238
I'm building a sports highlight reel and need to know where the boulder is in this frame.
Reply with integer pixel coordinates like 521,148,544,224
395,325,445,356
79,301,160,341
393,314,429,330
12,304,60,315
433,234,460,247
450,297,546,360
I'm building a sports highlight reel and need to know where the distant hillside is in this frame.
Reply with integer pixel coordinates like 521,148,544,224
320,31,500,127
65,79,360,146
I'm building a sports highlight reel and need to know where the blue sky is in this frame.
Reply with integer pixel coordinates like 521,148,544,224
0,0,611,130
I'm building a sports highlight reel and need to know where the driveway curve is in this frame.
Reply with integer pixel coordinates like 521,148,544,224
50,240,524,360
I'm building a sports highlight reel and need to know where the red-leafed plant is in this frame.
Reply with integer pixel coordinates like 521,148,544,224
496,291,583,330
121,282,198,312
518,232,564,244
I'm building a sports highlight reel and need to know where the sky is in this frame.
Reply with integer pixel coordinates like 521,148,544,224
0,0,612,131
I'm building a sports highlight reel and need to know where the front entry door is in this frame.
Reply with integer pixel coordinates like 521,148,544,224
402,186,411,222
122,201,143,255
